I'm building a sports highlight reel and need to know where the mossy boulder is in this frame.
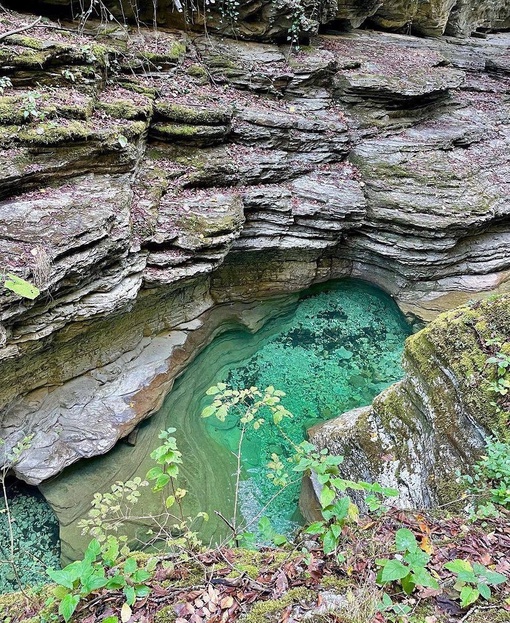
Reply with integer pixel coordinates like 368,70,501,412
306,294,510,513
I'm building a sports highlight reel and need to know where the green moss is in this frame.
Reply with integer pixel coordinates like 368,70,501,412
150,122,227,143
139,40,186,64
0,48,49,67
98,98,153,120
154,102,231,125
118,80,158,99
2,34,45,49
187,64,209,79
241,587,314,623
466,608,510,623
16,120,93,145
408,295,510,438
319,575,352,590
154,605,177,623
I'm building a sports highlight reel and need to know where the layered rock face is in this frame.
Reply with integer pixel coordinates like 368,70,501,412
1,7,510,484
21,0,510,40
306,294,510,513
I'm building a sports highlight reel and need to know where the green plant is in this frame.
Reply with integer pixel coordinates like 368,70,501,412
79,429,207,559
376,592,412,620
202,384,293,543
202,384,398,555
0,435,36,596
0,76,12,95
487,350,510,396
462,437,510,510
46,537,155,622
444,559,507,608
22,91,46,122
298,442,398,559
46,539,109,622
376,528,439,595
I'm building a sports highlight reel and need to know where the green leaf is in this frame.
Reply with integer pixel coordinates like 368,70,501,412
117,134,128,148
404,549,430,569
320,486,336,508
59,593,80,623
3,274,39,299
165,495,175,508
201,405,217,418
135,585,151,598
124,557,137,575
132,569,152,583
205,386,220,395
304,521,325,535
103,617,119,623
411,566,439,589
52,585,70,600
332,497,350,521
84,538,101,562
380,559,409,583
477,583,491,600
154,473,171,490
47,568,75,590
322,528,337,555
445,559,473,575
401,573,416,595
81,574,108,595
106,575,126,589
481,570,507,586
146,467,163,480
395,528,418,553
460,585,479,608
124,584,136,606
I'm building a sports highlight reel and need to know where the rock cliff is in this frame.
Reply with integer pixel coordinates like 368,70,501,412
0,4,510,485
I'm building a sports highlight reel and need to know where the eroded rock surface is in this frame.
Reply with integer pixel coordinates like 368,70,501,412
0,9,510,483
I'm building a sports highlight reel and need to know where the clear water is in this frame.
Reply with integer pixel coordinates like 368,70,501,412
199,280,411,535
40,279,411,559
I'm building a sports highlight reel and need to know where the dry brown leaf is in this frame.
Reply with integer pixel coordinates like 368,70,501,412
220,595,234,609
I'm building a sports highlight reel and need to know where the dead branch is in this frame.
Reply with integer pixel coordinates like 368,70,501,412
0,15,43,43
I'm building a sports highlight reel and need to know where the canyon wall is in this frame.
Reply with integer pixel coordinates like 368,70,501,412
0,5,509,484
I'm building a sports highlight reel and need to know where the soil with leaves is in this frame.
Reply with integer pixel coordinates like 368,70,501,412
3,508,509,623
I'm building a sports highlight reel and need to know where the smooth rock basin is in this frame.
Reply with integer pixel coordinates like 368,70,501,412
40,279,411,563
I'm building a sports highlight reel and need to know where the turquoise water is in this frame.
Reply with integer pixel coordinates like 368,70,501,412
39,279,411,559
198,280,411,535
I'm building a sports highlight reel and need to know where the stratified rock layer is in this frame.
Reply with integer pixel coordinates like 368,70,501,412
0,9,510,484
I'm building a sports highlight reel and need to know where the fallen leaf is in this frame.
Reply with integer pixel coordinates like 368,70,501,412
121,602,132,623
220,595,234,609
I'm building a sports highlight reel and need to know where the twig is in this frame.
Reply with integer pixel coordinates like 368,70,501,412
459,604,503,623
214,510,237,534
0,16,42,43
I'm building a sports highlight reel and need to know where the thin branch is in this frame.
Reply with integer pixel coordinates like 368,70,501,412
0,16,42,43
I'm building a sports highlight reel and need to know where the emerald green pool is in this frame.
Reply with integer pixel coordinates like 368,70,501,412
194,279,411,536
39,278,411,564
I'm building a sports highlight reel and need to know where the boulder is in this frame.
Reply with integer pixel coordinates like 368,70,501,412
305,294,510,512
